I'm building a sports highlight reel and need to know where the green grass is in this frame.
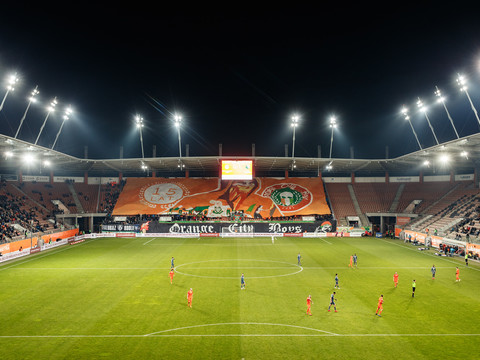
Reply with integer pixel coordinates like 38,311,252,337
0,236,479,359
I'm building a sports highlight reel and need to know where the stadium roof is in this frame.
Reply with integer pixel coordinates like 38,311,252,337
1,133,479,176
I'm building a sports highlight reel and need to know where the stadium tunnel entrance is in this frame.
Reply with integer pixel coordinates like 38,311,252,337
366,214,397,235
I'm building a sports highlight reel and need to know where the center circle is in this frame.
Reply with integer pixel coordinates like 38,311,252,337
174,259,303,279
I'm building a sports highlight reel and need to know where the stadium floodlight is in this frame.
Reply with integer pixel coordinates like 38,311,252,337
423,160,430,167
434,86,459,139
174,113,182,158
35,97,57,145
0,73,19,112
401,106,422,150
15,86,39,139
51,105,73,150
461,151,469,159
456,74,480,127
290,114,300,159
135,115,145,159
439,154,450,164
417,97,439,145
329,116,337,159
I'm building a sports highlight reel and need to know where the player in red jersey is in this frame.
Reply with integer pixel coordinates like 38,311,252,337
306,295,313,316
169,268,175,284
375,295,384,317
393,272,399,288
187,288,193,308
455,267,460,282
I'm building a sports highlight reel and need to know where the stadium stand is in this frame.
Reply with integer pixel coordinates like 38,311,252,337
352,182,400,214
324,183,357,225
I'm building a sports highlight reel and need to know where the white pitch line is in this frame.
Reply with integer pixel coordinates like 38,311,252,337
0,333,478,339
0,238,93,272
144,322,338,336
380,239,480,272
142,238,156,245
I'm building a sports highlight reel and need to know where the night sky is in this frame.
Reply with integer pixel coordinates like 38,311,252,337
1,4,480,161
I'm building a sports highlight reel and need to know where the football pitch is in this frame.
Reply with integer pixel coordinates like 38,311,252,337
0,236,478,360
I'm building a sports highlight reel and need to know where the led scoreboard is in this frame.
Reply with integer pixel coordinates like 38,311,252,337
221,160,253,180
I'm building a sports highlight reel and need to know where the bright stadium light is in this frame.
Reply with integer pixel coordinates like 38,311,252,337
51,105,73,150
434,86,459,139
135,115,145,159
22,152,36,165
329,116,337,159
174,113,182,158
439,154,450,164
290,114,300,159
417,97,439,145
401,106,422,150
35,97,57,145
456,74,480,126
15,85,39,139
0,73,19,112
423,160,430,167
461,151,469,159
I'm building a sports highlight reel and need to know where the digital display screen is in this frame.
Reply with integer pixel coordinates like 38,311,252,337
221,160,253,180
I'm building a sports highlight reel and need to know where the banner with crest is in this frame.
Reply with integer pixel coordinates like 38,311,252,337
112,177,330,218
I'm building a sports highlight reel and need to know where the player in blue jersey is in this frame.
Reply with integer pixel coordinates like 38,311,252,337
240,273,246,289
334,273,340,289
328,291,337,312
297,253,301,266
171,256,175,268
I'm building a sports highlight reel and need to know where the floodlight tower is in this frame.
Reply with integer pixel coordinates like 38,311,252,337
0,73,19,112
434,86,459,139
15,86,39,138
290,114,299,158
35,97,57,145
135,115,145,159
174,114,182,158
329,116,337,158
401,106,422,150
456,74,480,127
417,97,439,145
51,106,73,149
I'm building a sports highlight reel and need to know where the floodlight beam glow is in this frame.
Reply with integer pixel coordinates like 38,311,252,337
35,97,58,145
401,105,422,150
435,85,459,139
0,73,19,112
456,74,480,127
15,85,39,139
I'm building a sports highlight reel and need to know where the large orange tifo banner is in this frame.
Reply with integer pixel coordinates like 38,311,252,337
112,177,330,218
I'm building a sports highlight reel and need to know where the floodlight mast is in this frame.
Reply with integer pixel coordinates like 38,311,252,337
15,86,39,139
51,106,73,149
135,115,145,159
174,114,182,158
417,97,439,145
35,97,57,145
329,116,337,159
401,106,422,150
456,74,480,127
434,86,459,139
291,114,299,159
0,73,19,112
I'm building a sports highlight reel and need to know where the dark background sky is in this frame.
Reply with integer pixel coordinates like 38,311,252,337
1,4,480,160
